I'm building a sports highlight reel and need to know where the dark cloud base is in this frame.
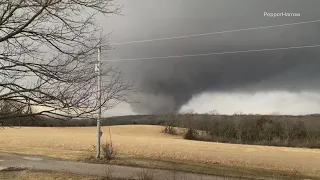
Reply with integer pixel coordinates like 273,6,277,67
105,0,320,114
122,48,320,114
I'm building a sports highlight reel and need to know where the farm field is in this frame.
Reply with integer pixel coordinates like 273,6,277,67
1,125,320,178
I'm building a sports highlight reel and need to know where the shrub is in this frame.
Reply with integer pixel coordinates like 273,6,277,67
163,125,177,135
101,141,116,160
183,128,197,140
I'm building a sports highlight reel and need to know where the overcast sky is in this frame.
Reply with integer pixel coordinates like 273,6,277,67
98,0,320,116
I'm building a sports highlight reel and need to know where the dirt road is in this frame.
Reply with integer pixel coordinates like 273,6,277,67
0,152,237,180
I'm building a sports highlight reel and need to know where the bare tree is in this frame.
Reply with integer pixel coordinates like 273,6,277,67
0,0,132,126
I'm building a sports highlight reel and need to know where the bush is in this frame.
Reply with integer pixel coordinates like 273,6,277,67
101,141,116,160
183,128,197,140
163,125,177,135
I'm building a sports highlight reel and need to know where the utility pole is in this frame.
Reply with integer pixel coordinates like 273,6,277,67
95,47,102,158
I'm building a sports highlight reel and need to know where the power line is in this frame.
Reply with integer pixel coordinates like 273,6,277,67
110,19,320,45
105,44,320,62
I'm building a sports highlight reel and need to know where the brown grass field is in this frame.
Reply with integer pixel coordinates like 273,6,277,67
1,125,320,178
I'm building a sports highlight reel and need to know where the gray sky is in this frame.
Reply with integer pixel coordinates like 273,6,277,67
99,0,320,116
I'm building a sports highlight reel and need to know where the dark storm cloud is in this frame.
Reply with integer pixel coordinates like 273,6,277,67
101,0,320,114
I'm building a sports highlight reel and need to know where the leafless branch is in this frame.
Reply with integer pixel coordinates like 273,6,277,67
0,0,132,127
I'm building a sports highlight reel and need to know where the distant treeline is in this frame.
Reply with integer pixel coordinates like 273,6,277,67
0,114,164,127
163,113,320,148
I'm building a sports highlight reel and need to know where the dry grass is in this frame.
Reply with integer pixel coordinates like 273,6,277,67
0,170,104,180
1,125,320,177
